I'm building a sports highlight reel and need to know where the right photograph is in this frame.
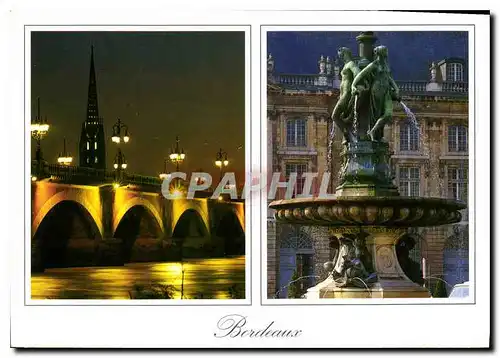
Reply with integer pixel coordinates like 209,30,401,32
266,30,470,300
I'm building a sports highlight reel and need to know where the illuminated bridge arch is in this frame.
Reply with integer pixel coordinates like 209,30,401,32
172,209,210,238
32,199,103,270
32,190,103,239
113,197,164,236
171,199,210,236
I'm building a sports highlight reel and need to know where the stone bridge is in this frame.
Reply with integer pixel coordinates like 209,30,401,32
31,173,245,272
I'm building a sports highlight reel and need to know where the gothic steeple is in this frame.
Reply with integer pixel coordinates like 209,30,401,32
79,46,106,169
86,45,100,123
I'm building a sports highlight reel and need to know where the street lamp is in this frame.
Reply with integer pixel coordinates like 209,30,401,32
31,97,49,177
111,118,129,181
114,149,127,170
57,138,73,166
111,118,129,144
169,136,186,172
159,159,171,180
215,148,229,181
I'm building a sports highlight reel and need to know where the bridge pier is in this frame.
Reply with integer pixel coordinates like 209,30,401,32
95,238,126,267
31,240,44,273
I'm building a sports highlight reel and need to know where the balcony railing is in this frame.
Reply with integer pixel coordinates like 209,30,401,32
395,80,428,93
270,73,468,95
442,81,468,93
272,73,334,88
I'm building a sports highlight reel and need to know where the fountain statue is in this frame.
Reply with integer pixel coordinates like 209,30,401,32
269,32,467,298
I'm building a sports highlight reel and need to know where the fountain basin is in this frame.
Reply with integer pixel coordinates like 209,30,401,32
270,196,466,299
269,196,466,228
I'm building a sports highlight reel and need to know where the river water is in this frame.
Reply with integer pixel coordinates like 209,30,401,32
31,256,245,300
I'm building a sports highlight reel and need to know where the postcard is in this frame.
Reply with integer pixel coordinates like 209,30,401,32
5,4,491,350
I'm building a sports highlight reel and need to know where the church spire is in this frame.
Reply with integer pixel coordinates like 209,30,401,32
79,45,106,170
86,45,100,123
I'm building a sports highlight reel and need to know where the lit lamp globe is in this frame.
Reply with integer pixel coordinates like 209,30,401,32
123,129,130,143
57,156,73,166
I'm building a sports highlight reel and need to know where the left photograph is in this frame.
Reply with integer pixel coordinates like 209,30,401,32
29,30,247,300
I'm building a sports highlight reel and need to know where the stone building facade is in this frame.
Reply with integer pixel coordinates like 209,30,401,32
266,50,469,298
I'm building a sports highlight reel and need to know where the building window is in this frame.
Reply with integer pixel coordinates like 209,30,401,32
285,163,308,196
447,62,464,82
400,121,420,152
94,142,98,150
296,253,314,292
279,228,315,298
399,167,420,196
448,167,468,203
86,142,90,150
448,125,467,152
286,119,306,147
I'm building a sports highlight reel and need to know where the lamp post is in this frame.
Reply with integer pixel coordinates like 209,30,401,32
159,159,170,180
111,118,129,182
30,97,50,179
169,136,186,172
215,148,229,181
57,138,73,166
113,149,127,171
111,118,129,144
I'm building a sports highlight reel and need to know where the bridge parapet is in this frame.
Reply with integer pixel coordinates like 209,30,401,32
36,163,163,188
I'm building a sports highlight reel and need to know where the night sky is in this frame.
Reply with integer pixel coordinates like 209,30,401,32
268,31,468,80
31,31,245,183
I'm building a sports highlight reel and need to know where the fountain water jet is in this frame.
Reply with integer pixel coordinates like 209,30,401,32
269,32,466,299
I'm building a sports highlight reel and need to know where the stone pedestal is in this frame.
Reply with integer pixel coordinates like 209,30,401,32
306,228,431,299
336,140,399,197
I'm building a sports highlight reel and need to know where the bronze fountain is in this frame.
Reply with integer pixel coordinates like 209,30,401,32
269,32,466,298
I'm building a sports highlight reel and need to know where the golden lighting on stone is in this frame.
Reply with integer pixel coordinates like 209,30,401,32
57,156,73,165
171,189,183,199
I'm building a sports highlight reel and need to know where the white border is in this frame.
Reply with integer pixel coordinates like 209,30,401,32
261,24,476,305
7,8,490,349
23,25,252,306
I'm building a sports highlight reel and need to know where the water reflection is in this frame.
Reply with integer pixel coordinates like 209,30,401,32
31,256,245,300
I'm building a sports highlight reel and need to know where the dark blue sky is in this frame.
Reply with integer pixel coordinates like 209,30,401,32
268,31,468,81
